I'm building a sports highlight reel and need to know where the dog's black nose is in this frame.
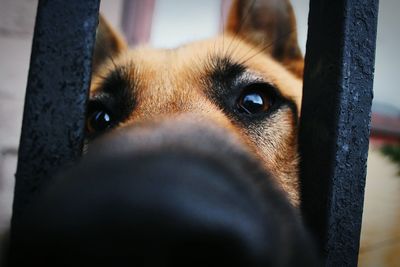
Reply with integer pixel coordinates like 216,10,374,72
9,120,317,266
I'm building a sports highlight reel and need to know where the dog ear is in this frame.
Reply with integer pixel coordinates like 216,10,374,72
92,15,127,73
226,0,304,78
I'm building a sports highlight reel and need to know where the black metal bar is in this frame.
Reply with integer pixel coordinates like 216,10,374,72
299,0,379,266
12,0,100,226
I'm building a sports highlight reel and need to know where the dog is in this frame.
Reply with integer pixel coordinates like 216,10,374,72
9,0,319,266
90,0,304,206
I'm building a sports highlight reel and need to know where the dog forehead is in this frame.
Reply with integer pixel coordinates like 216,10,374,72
97,35,302,109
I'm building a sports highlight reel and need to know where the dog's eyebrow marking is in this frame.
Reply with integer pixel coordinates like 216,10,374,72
98,65,135,99
91,65,137,123
207,56,247,88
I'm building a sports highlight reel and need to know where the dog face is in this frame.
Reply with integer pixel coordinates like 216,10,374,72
9,1,320,266
88,0,304,206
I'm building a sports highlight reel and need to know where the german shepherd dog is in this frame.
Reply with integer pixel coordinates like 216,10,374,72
10,0,319,266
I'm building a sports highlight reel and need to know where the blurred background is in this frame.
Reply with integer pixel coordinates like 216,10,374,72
0,0,399,265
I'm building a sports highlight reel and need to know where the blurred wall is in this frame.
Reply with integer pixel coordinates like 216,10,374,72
150,0,220,48
148,0,310,52
372,0,400,108
0,0,37,245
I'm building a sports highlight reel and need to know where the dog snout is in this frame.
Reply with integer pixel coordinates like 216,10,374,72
10,118,317,266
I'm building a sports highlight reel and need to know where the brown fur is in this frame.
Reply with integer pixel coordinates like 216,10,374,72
226,0,304,78
89,0,304,206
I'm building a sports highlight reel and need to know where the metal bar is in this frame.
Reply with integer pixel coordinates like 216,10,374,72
299,0,379,266
12,0,100,226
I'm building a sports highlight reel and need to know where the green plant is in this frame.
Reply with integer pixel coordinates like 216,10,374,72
381,144,400,175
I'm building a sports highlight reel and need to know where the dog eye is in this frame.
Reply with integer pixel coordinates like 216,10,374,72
237,84,275,115
86,110,113,134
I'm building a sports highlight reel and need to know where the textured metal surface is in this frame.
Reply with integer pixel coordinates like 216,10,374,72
299,0,379,266
12,0,100,225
